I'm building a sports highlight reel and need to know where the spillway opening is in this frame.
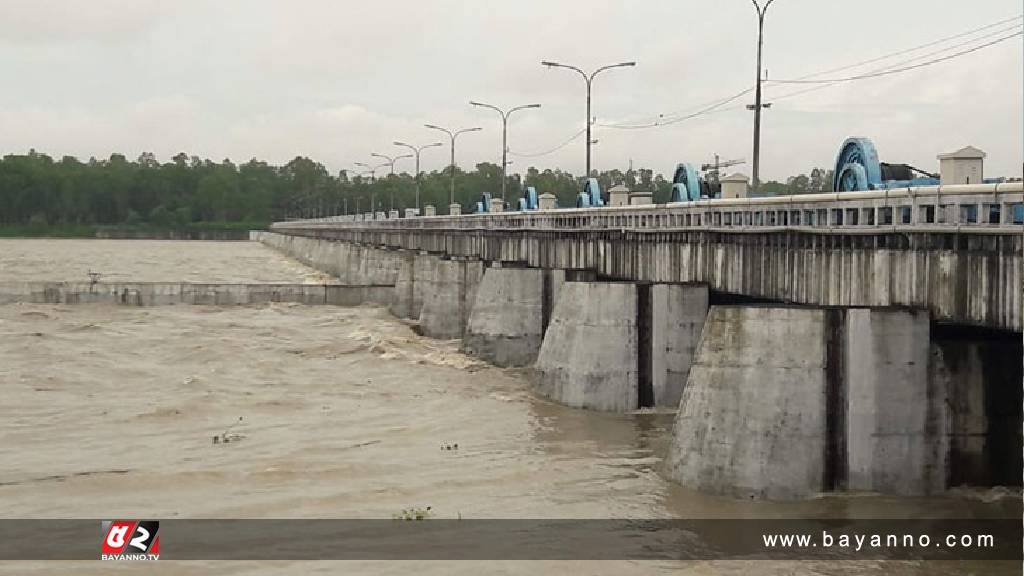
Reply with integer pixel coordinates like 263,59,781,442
636,283,654,409
933,322,1023,488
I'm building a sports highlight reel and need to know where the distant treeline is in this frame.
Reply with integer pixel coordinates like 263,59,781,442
0,149,834,228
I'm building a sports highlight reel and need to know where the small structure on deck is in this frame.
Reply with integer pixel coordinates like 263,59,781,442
629,191,653,205
608,184,631,207
720,173,750,199
938,146,985,185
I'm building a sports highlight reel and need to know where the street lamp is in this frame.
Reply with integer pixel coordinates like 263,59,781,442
424,124,482,208
749,0,775,193
469,101,541,202
541,60,635,178
354,162,389,217
354,162,377,182
371,152,413,211
394,141,443,213
370,152,413,176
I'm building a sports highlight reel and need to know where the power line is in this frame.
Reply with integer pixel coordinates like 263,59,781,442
508,127,587,158
596,14,1024,130
769,29,1022,84
507,14,1024,152
768,22,1022,101
598,87,753,129
786,13,1022,82
597,87,754,129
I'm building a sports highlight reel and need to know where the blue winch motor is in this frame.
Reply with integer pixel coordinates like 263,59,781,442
576,178,604,208
671,163,702,202
518,186,539,211
833,137,940,192
475,192,492,213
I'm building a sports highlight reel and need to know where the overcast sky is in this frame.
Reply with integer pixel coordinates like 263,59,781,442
0,0,1020,181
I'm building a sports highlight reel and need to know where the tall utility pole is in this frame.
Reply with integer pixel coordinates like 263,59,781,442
748,0,775,193
371,152,412,211
394,141,443,213
424,124,482,209
469,101,541,202
541,60,635,178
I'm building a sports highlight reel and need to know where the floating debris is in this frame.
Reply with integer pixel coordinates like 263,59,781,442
393,506,432,521
212,416,245,445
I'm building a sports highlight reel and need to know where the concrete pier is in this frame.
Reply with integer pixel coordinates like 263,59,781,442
845,309,945,495
666,306,832,500
534,282,639,412
390,251,418,319
667,305,971,499
463,267,545,367
417,257,484,340
651,284,709,408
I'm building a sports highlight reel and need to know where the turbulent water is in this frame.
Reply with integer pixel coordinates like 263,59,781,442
0,238,335,284
0,239,1017,575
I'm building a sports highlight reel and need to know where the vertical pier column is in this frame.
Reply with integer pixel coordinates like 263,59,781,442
534,282,639,412
667,305,951,500
390,251,418,320
845,308,945,495
651,284,709,408
417,256,484,339
463,266,545,367
666,306,833,500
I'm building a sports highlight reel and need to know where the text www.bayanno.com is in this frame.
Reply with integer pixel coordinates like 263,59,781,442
762,531,995,552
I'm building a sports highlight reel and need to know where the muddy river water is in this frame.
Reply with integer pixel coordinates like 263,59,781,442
0,239,1017,575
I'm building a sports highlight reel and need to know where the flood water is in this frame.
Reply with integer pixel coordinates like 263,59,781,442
0,239,1017,575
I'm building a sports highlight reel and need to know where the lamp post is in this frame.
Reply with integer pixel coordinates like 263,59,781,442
353,169,374,217
541,60,635,178
469,101,541,202
748,0,775,193
371,152,413,211
394,141,443,213
370,152,413,176
424,124,482,208
355,162,388,217
354,162,377,182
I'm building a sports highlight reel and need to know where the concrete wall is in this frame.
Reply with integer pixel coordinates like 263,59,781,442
0,282,392,307
534,282,638,412
292,228,1021,331
417,257,484,340
390,251,418,319
666,306,831,500
463,267,545,367
254,231,402,287
651,284,709,408
845,309,946,495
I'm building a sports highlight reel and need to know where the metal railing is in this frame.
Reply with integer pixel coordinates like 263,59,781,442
272,182,1024,235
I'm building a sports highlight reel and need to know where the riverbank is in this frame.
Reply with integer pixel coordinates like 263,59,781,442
0,221,266,240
